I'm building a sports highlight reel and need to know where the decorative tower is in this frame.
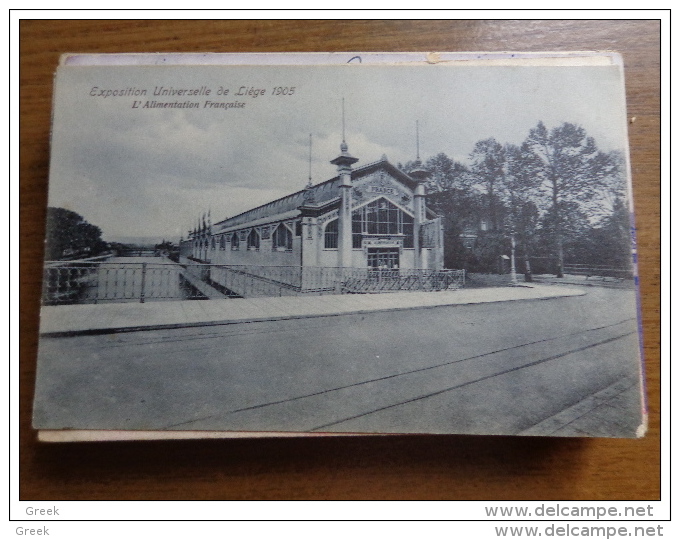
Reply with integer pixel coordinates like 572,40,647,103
330,99,358,268
409,121,430,269
300,133,319,269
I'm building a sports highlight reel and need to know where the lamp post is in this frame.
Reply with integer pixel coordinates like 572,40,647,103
508,188,518,286
509,232,518,286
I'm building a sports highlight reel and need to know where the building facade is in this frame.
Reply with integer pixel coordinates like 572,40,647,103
181,144,444,273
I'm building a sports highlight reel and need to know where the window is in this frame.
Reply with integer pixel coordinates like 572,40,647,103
247,228,260,250
210,236,216,249
231,232,240,250
220,235,226,250
368,248,400,269
324,219,338,249
272,223,292,251
351,198,414,248
352,212,363,248
402,213,414,248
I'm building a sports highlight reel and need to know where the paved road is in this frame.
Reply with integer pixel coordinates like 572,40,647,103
33,287,644,437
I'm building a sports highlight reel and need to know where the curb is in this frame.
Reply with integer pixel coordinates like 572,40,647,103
39,287,588,338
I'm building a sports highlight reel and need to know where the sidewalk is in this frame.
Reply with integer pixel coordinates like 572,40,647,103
519,376,646,438
39,284,586,336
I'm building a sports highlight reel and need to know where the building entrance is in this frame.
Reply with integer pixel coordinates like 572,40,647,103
367,247,400,269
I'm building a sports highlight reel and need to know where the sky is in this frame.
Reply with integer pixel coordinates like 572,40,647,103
47,62,629,242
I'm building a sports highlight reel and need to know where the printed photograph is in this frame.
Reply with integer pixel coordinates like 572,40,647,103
33,58,646,439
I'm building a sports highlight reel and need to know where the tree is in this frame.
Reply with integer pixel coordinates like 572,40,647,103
513,199,540,280
469,138,505,231
428,188,485,270
501,144,543,281
535,200,593,265
44,207,107,260
401,153,470,193
155,239,175,251
579,149,631,270
585,197,633,270
466,141,543,279
523,122,620,277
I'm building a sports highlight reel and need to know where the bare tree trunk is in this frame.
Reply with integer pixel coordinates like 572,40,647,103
552,177,564,278
523,240,533,282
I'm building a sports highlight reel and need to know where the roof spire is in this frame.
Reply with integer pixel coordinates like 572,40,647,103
331,97,358,173
342,98,346,139
304,133,316,204
410,120,430,183
308,133,313,188
416,120,421,162
340,97,348,153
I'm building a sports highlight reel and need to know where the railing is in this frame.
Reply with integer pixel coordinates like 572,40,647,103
343,268,465,293
43,254,114,269
42,261,466,304
116,249,157,257
563,264,633,280
209,265,465,297
209,265,301,298
42,262,208,305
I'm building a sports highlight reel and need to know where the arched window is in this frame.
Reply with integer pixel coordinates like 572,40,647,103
352,198,414,248
272,223,292,251
324,219,338,249
231,232,240,250
247,228,260,250
219,235,226,250
210,236,216,249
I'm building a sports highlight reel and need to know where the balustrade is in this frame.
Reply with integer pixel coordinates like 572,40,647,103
42,261,465,304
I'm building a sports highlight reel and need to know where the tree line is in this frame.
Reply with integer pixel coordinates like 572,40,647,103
400,121,632,280
43,207,177,260
44,207,108,260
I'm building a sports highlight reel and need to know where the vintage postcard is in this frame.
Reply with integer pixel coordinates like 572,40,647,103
33,52,646,441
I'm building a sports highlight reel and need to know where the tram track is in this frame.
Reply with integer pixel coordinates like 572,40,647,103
34,287,643,435
164,319,637,431
308,331,635,432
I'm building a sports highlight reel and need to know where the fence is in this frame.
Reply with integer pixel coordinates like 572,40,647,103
209,265,465,297
42,262,207,305
116,248,157,257
209,265,301,298
563,264,633,280
42,261,466,305
342,268,465,293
